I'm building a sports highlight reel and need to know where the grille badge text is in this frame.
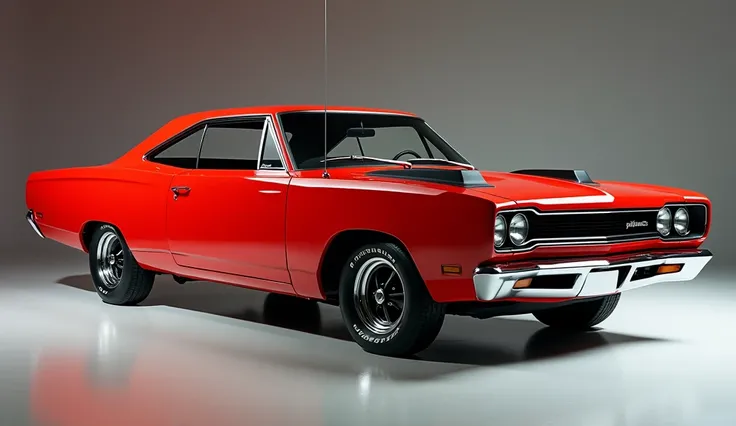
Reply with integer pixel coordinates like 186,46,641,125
625,220,649,230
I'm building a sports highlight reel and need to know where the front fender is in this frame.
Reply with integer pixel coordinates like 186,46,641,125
285,176,498,301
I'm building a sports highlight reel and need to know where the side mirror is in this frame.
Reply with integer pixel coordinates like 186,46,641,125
345,128,375,138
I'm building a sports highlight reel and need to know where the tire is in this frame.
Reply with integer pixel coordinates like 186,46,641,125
88,224,155,305
532,293,621,329
338,242,445,357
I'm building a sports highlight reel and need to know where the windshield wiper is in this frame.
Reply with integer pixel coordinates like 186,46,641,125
321,155,412,168
406,158,475,170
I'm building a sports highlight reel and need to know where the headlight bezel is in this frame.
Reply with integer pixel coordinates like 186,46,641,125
494,214,507,247
674,207,690,236
656,207,672,237
508,213,529,246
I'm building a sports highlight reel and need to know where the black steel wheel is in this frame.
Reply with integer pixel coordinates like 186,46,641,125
339,242,445,357
88,224,155,305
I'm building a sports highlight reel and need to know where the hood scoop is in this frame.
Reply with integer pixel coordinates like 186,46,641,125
366,168,493,188
511,169,598,185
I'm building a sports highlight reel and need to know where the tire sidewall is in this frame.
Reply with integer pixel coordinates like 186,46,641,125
88,224,134,303
338,243,420,352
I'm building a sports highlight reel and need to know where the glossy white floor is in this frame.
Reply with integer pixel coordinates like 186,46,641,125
0,249,734,426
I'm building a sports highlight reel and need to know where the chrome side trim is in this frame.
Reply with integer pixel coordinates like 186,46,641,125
26,210,44,239
473,249,713,301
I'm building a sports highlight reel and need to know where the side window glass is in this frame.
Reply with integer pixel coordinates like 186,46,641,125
149,128,204,169
197,119,266,170
260,124,283,169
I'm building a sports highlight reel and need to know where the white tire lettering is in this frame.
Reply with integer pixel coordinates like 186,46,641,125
352,324,401,344
352,247,396,268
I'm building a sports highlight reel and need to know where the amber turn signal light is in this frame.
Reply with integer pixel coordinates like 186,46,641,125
513,278,533,289
441,265,462,276
657,264,683,275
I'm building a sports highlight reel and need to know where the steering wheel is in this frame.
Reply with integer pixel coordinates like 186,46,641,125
392,149,422,160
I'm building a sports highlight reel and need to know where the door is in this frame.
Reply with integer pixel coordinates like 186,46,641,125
160,115,292,283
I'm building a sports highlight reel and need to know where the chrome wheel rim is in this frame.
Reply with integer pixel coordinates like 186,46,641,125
353,258,405,335
96,231,124,289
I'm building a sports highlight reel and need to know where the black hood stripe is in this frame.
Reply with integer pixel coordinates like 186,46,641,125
366,168,492,188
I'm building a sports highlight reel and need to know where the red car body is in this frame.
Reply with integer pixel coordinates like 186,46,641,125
25,105,713,354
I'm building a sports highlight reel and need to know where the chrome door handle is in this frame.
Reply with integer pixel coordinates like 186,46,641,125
171,186,191,200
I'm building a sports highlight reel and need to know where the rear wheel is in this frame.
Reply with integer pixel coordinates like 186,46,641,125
532,293,621,329
338,242,445,357
88,224,155,305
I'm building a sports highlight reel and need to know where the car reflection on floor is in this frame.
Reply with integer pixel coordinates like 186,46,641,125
29,313,323,426
21,275,704,426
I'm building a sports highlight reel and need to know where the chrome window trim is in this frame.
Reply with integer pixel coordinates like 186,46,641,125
143,112,267,162
288,109,418,117
143,113,289,172
256,116,287,171
274,109,419,172
494,203,708,253
273,112,296,169
274,110,472,171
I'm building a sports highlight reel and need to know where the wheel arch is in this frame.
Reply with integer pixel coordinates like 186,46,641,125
318,229,416,303
80,220,122,252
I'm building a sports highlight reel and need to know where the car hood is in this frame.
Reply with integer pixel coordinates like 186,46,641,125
471,171,696,210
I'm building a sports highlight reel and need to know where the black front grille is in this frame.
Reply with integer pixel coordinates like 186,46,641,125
530,210,659,239
495,204,707,252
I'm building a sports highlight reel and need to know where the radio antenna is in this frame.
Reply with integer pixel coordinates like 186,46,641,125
322,0,329,179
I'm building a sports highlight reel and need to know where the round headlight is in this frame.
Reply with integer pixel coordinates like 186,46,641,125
674,207,689,236
494,215,507,247
656,207,672,236
509,213,529,246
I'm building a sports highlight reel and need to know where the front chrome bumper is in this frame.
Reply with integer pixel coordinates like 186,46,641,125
26,210,45,239
473,249,713,301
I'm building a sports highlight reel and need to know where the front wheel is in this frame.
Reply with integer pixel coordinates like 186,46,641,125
88,224,155,305
338,242,445,357
532,293,621,329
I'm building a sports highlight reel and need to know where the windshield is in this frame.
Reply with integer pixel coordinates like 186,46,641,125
278,111,470,170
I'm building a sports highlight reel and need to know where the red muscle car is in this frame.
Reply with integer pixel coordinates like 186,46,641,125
25,105,713,356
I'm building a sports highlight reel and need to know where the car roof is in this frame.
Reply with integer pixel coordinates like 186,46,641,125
177,105,418,121
117,105,419,162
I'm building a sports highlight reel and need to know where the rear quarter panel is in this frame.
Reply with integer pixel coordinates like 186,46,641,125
285,171,501,301
25,163,174,262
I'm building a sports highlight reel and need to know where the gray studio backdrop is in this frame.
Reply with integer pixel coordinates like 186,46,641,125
2,1,734,268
